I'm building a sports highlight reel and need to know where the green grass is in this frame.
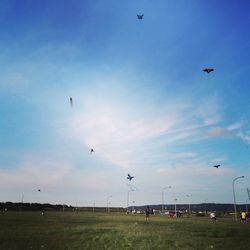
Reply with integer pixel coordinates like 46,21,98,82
0,211,250,250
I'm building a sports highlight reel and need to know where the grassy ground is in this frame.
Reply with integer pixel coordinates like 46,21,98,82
0,211,249,250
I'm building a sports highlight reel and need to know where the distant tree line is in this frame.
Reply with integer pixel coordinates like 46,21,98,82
0,202,125,212
1,202,248,213
0,202,68,211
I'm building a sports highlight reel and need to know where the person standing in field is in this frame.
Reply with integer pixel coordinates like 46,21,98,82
145,206,150,221
241,211,246,222
210,212,217,222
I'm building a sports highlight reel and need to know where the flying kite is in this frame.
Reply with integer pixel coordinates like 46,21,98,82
203,68,214,74
127,174,135,181
137,14,144,20
90,148,95,154
38,189,41,192
213,165,220,168
70,97,73,107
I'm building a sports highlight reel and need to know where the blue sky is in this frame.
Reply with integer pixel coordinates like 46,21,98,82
0,0,250,207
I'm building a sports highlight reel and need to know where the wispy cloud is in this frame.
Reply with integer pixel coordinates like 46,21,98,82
207,127,232,137
62,88,185,168
237,131,250,144
55,85,228,172
206,120,250,144
228,120,244,131
195,95,222,126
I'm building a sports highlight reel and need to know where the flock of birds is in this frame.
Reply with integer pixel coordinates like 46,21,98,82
56,14,218,194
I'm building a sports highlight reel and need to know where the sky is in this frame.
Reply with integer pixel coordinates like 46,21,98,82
0,0,250,208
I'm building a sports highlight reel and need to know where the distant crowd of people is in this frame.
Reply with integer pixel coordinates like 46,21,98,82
128,207,250,223
209,211,249,222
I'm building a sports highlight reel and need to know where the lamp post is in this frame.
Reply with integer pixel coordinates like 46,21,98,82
246,188,250,213
204,198,207,215
19,193,24,211
174,198,178,218
162,186,171,214
233,176,244,221
127,189,134,213
106,195,112,213
186,194,192,216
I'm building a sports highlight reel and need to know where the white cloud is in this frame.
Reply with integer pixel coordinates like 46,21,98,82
205,119,250,144
195,95,222,126
56,85,228,172
66,96,181,168
228,120,244,131
237,131,250,144
206,127,232,137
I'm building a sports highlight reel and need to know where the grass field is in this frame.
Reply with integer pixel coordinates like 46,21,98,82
0,211,249,250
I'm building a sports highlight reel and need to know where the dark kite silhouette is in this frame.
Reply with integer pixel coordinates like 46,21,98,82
137,14,144,20
90,148,95,154
127,174,135,181
70,97,73,107
38,189,41,192
213,165,220,168
203,68,214,74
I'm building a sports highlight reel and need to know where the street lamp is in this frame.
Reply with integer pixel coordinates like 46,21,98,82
174,198,178,218
127,189,134,213
186,194,192,216
106,195,112,213
132,201,135,212
246,188,250,213
204,198,207,214
162,186,171,214
232,176,244,221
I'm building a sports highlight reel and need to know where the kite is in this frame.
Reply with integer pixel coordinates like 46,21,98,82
38,189,41,192
90,148,95,154
137,14,144,20
70,97,73,107
127,174,135,181
213,165,220,168
203,68,214,74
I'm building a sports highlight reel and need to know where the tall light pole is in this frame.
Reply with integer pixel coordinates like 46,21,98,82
186,194,192,216
127,189,134,213
233,176,244,221
20,193,24,211
204,198,207,214
162,186,171,214
132,201,135,212
174,198,178,218
246,188,250,213
106,195,112,213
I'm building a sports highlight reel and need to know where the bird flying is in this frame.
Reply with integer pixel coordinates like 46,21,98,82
70,97,73,107
203,68,214,74
213,165,220,168
137,14,144,20
127,174,134,181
